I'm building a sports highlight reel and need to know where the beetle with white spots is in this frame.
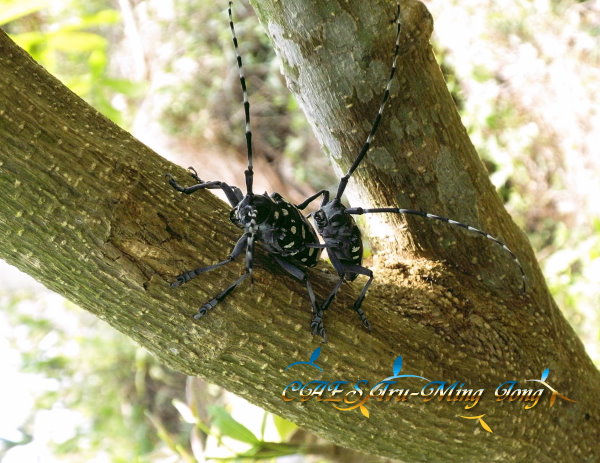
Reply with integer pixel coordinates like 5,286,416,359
166,2,329,339
166,2,526,342
296,3,526,332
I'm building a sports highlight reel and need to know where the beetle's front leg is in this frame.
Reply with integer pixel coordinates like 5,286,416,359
165,171,243,207
171,235,247,288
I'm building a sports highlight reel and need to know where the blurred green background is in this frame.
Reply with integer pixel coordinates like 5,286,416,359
1,0,598,461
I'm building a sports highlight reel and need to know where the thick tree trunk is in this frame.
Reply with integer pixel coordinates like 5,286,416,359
0,0,598,461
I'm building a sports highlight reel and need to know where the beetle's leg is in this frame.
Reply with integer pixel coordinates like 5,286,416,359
166,173,243,207
321,277,344,312
318,245,346,313
339,263,373,330
194,222,256,318
322,252,372,330
193,271,250,319
273,255,327,342
171,235,247,288
296,190,329,210
186,166,202,182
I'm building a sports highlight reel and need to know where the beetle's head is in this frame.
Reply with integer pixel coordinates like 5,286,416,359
230,194,273,229
313,199,349,234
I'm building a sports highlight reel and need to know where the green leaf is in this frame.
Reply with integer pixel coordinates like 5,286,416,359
236,442,300,459
75,9,120,29
0,0,50,26
46,31,107,52
208,406,260,445
88,49,107,76
272,414,297,441
10,30,45,54
102,77,145,97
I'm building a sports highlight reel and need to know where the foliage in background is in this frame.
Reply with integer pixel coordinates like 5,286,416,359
157,0,336,192
1,0,142,126
0,286,305,462
0,288,189,462
427,0,600,362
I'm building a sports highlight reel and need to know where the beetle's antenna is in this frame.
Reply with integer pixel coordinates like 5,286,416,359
246,208,257,282
335,3,401,201
229,1,254,195
346,206,526,292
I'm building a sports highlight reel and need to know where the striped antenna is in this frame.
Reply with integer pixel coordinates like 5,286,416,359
335,3,402,201
346,207,527,292
246,210,257,282
228,1,254,195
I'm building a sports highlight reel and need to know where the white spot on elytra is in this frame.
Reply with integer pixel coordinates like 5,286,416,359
291,226,297,234
284,241,295,248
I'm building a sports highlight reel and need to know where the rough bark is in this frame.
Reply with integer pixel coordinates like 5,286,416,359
0,0,598,461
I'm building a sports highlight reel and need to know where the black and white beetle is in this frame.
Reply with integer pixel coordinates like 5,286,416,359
166,2,328,338
168,2,525,340
296,4,526,330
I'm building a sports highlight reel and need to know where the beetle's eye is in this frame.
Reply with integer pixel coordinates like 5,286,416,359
229,208,242,227
330,215,342,225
